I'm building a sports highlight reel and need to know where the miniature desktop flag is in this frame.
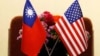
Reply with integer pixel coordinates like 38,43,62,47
21,0,46,56
54,0,88,56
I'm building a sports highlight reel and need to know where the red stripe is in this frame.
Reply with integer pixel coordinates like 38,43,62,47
66,22,83,52
58,19,78,55
80,18,85,30
76,20,87,48
71,22,85,51
54,24,73,56
77,20,86,42
61,17,82,54
80,19,88,44
76,21,86,49
80,18,88,48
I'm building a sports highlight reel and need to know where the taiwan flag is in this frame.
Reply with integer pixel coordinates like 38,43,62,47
21,0,46,56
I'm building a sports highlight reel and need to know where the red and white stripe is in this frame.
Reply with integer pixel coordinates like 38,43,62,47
54,15,88,56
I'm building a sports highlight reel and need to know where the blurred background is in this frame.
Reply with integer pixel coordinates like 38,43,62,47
0,0,100,56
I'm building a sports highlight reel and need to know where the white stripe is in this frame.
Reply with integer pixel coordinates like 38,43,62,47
77,20,87,48
80,18,88,43
63,15,83,54
78,19,88,44
55,22,76,56
81,18,86,30
59,18,81,54
73,22,85,51
80,18,88,39
78,19,87,41
78,19,88,49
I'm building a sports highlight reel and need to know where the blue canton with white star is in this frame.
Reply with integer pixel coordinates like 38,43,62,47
23,0,37,27
64,0,83,24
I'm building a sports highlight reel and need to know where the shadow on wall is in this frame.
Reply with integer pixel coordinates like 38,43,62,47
8,16,93,56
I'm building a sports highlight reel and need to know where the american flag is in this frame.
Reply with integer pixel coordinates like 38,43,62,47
54,0,88,56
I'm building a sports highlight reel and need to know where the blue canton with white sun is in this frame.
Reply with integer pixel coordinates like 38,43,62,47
23,0,37,27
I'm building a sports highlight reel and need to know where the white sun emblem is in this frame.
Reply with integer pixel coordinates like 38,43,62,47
25,7,34,19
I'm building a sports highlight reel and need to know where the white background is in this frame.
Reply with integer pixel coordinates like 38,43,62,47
0,0,100,56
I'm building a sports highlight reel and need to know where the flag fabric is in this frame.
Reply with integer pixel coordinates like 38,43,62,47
21,0,46,56
54,0,88,56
